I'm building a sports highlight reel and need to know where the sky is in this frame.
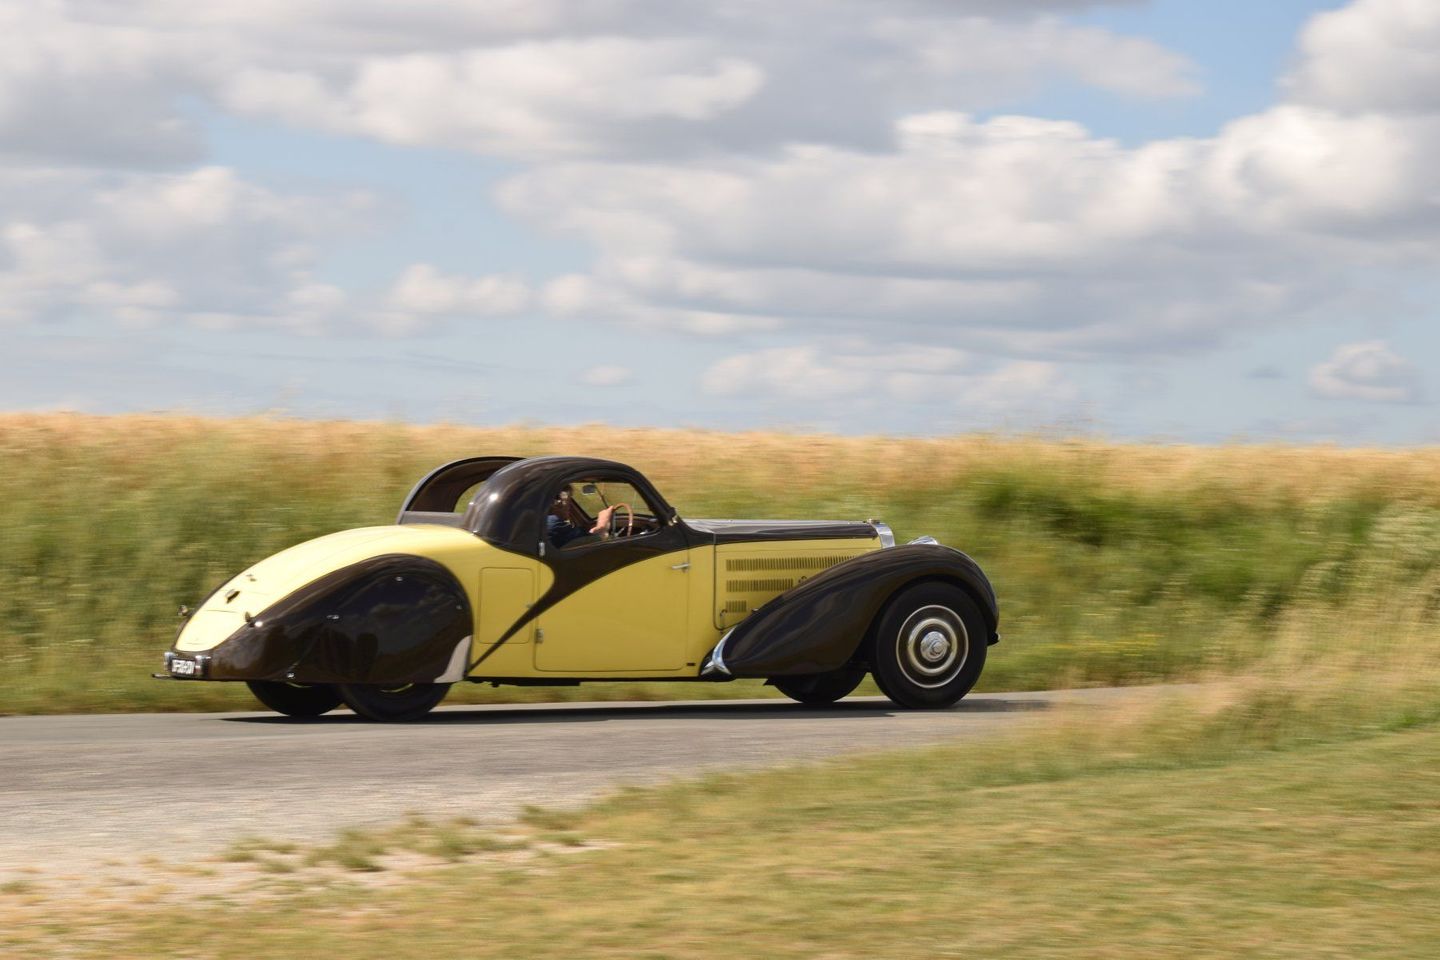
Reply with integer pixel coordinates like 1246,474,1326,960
1,0,1437,443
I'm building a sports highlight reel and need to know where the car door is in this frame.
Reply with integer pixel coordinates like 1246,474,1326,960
533,476,691,674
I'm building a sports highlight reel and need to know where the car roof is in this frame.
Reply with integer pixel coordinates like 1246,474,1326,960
464,455,676,554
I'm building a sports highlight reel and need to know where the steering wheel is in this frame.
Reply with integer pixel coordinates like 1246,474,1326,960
609,503,634,538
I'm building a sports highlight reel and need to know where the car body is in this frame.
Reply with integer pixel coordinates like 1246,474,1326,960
161,455,999,720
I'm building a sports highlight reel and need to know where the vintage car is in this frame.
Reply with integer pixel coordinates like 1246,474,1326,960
160,456,999,721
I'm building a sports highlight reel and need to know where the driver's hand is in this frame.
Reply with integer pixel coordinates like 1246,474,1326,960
589,506,617,534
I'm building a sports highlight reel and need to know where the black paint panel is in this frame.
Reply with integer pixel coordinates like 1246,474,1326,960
188,555,471,684
398,456,522,518
718,543,999,677
684,518,879,544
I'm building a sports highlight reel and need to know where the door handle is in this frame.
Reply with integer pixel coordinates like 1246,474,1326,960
670,562,691,571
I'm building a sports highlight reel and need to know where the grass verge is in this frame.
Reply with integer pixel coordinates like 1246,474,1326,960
5,712,1439,958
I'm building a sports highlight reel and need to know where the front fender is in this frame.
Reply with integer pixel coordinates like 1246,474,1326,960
715,543,998,677
189,555,472,684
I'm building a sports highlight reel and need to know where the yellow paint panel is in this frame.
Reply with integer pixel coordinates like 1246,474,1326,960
174,610,246,653
535,551,689,673
681,544,722,668
476,567,535,646
713,537,880,630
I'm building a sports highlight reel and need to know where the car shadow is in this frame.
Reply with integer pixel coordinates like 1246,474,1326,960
222,695,1050,726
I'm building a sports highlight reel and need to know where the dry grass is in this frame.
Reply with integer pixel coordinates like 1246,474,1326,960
4,411,1439,506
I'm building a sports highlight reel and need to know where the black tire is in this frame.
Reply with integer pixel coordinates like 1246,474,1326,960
246,680,344,718
870,582,987,709
338,682,451,722
772,664,867,705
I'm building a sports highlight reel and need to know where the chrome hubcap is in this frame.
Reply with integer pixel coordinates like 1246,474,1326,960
895,605,969,689
920,631,950,661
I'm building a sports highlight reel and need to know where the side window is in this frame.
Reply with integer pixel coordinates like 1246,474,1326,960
549,476,663,550
455,482,486,514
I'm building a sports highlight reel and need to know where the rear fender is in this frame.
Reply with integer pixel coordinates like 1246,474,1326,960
196,555,472,684
713,543,998,677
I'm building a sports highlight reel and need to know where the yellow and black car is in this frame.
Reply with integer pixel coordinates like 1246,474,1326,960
161,456,999,721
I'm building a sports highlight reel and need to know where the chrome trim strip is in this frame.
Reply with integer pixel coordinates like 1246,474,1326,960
437,636,472,683
702,628,736,677
908,535,939,545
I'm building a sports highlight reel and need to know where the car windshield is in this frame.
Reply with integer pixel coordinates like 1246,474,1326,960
570,480,651,518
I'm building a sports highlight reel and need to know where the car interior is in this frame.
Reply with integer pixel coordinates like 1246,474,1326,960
551,478,663,548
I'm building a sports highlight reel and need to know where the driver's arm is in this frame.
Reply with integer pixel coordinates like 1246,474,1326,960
589,505,617,535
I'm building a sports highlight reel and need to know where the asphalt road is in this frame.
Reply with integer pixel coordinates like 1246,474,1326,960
0,689,1152,878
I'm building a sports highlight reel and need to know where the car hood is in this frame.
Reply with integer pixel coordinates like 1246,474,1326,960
684,518,880,544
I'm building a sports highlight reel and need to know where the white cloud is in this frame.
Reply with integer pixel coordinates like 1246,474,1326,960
1308,340,1423,404
500,98,1440,359
0,0,1210,346
223,39,765,159
580,364,633,387
383,264,529,317
0,0,1203,352
1205,105,1439,231
0,1,1198,167
477,0,1439,368
0,4,201,166
702,346,878,400
1287,0,1440,114
213,17,1187,161
701,343,1076,420
542,271,784,335
0,166,366,327
0,165,537,335
883,16,1200,102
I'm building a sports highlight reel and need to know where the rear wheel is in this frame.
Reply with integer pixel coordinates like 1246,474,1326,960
338,682,451,722
871,582,987,709
772,664,867,705
246,680,343,718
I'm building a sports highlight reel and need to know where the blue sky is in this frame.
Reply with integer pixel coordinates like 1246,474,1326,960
1,0,1435,443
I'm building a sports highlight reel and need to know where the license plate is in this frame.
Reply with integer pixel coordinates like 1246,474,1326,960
168,657,203,678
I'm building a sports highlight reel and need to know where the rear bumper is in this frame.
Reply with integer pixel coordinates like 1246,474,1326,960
155,650,214,680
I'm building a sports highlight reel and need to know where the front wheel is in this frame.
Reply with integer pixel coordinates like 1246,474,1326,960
871,582,987,709
338,682,451,722
246,680,344,718
772,664,867,705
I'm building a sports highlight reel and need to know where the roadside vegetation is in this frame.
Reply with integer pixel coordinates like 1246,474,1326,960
2,411,1438,714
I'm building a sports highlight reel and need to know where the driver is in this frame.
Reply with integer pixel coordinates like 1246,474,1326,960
547,490,617,549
